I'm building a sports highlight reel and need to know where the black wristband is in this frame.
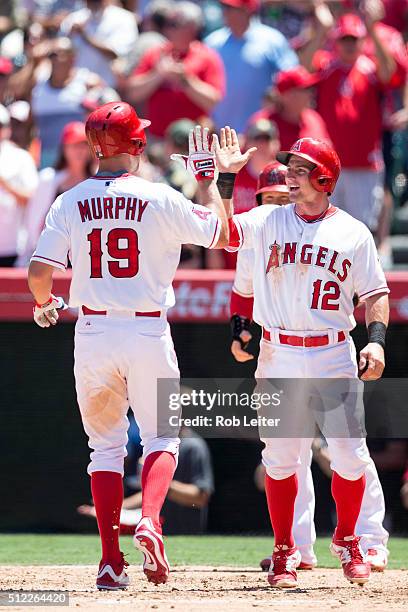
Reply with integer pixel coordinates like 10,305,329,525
367,321,386,349
217,172,236,199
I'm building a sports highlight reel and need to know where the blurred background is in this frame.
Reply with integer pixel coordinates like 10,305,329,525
0,0,407,537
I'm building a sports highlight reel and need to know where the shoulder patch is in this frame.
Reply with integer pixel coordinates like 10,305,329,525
192,207,211,221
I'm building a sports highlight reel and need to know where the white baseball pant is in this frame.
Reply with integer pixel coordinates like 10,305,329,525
74,312,180,476
257,331,371,482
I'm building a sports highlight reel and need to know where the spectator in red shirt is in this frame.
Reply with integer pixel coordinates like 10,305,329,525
249,66,332,151
382,0,408,34
302,6,404,231
126,1,225,138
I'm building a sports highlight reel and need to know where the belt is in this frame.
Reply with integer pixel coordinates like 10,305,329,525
82,306,161,317
262,329,346,347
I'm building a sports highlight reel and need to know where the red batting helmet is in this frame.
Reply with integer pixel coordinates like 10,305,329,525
256,162,288,205
85,101,151,159
277,138,341,194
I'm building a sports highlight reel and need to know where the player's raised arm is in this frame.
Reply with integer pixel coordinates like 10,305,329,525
213,126,257,220
172,125,229,248
171,125,256,248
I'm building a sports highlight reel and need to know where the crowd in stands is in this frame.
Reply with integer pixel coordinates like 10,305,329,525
0,0,408,269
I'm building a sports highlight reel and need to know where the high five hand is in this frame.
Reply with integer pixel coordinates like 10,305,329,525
171,125,216,181
212,126,257,174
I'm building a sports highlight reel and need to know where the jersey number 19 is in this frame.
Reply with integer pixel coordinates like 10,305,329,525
87,228,140,278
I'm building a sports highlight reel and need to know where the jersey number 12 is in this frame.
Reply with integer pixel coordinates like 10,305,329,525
87,228,140,278
311,279,340,311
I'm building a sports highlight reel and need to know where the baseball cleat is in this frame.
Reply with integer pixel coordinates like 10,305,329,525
268,545,301,588
330,535,371,585
134,517,170,585
366,548,388,572
260,555,315,572
96,553,129,590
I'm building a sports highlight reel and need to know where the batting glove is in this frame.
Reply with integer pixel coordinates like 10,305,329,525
230,314,251,349
171,125,216,181
33,294,66,328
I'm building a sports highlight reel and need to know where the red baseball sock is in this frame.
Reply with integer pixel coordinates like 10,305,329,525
141,451,176,530
332,471,366,540
265,473,298,548
91,471,123,566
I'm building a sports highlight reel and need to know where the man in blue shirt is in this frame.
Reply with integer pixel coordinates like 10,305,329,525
205,0,298,133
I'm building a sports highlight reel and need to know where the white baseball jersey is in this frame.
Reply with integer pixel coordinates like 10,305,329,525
233,245,255,299
228,203,389,331
31,174,220,310
232,203,278,300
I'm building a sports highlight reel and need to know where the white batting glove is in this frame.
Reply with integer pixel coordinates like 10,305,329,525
33,295,66,328
171,125,216,181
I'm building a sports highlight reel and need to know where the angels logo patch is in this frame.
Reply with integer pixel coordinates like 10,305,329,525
291,140,302,152
192,208,211,221
266,241,281,273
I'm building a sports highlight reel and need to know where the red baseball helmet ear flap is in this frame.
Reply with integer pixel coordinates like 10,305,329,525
310,168,333,193
131,137,146,155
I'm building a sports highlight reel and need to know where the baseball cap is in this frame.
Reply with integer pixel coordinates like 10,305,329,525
256,162,288,196
333,13,367,39
275,66,320,94
61,121,87,145
166,118,195,149
220,0,260,13
0,57,13,76
0,104,10,126
246,118,278,141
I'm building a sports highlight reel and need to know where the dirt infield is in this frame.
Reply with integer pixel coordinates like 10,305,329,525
1,566,407,611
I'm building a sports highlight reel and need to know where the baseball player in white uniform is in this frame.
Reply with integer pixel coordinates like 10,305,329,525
230,162,389,572
219,135,389,589
27,103,255,590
